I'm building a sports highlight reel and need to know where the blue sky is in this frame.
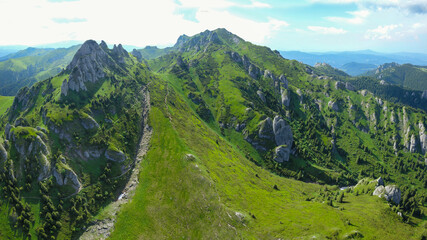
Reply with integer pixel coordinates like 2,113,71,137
1,0,427,53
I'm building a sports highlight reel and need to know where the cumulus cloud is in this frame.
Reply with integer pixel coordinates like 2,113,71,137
326,10,370,24
311,0,427,14
307,26,347,34
364,24,402,40
0,0,286,46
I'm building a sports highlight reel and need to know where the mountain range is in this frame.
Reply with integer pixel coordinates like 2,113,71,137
281,50,427,76
0,29,426,239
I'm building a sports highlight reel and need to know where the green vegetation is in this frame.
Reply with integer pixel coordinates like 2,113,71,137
0,95,13,116
0,45,79,96
366,63,427,91
0,29,426,239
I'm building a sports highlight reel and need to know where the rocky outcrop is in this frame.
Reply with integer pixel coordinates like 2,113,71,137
273,116,293,146
62,40,116,97
227,51,261,79
373,185,401,204
81,115,100,130
419,122,427,155
345,82,356,91
335,81,345,90
111,44,129,64
105,148,126,162
279,74,288,89
410,134,417,153
422,90,427,100
328,100,339,112
8,126,51,181
274,146,290,163
131,49,143,62
272,116,293,162
61,79,68,96
258,117,274,140
257,90,266,103
281,89,290,107
53,164,81,191
0,143,7,163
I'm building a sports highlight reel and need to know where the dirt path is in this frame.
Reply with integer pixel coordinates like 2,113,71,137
79,87,152,240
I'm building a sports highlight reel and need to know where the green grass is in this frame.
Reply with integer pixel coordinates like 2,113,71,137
0,95,14,116
109,79,425,239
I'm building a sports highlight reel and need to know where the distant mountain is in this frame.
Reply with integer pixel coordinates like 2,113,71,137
280,50,427,76
132,46,172,60
0,45,79,96
0,46,27,58
1,29,426,239
341,62,377,76
365,63,427,91
312,62,349,77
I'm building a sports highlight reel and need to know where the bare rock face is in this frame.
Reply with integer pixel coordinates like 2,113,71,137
281,89,290,107
328,100,339,112
105,148,126,162
61,79,68,96
272,116,293,162
410,134,417,153
258,117,274,140
227,51,261,79
335,81,345,90
419,122,427,155
279,74,288,89
8,126,51,181
53,164,81,191
81,115,100,130
0,143,7,163
274,146,290,163
131,49,142,61
373,185,401,204
345,82,356,91
257,90,266,103
62,40,115,96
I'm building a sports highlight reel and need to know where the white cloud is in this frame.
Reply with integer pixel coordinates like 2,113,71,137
326,10,370,24
0,0,286,46
242,1,271,8
310,0,427,14
364,24,401,40
307,26,347,34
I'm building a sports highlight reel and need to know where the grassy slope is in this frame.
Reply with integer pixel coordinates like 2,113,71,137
0,96,14,116
110,77,424,239
0,45,79,96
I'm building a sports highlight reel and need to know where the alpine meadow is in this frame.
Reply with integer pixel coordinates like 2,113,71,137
0,1,427,239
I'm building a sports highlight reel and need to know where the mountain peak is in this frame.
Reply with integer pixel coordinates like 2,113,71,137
62,40,116,97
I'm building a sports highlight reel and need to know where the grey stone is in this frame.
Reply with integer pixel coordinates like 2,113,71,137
279,74,288,89
373,185,401,204
410,134,417,153
64,40,116,96
0,143,7,163
258,117,274,140
257,90,266,103
281,89,290,107
328,100,339,112
81,115,100,130
335,81,345,90
105,149,126,162
419,122,427,155
274,146,290,163
273,116,293,146
61,79,68,96
345,82,356,91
